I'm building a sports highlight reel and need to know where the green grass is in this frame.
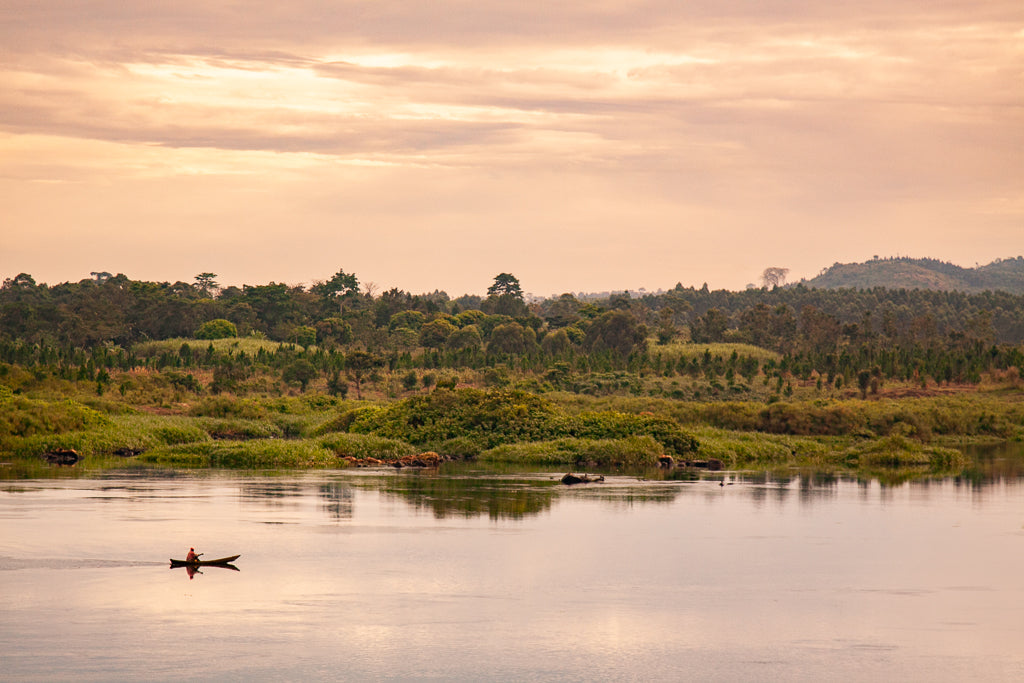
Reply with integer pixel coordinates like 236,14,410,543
842,435,969,469
137,439,336,468
656,342,782,363
132,336,293,357
317,433,417,461
479,436,664,467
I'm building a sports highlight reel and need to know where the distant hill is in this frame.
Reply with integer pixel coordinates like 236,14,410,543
801,257,1024,294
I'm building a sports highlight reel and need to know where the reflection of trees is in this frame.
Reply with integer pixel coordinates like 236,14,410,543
372,473,558,521
318,483,353,520
237,482,304,507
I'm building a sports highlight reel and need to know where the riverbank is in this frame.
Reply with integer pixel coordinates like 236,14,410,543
3,385,1016,480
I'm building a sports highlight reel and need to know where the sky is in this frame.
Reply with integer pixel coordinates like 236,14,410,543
1,1,1021,298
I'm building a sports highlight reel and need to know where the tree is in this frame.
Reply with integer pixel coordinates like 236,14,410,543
690,308,730,344
419,318,457,348
401,370,419,392
283,359,317,391
312,268,361,315
584,310,647,359
482,273,527,316
194,273,219,298
315,317,353,347
543,293,582,328
389,310,426,331
487,273,523,299
487,322,536,355
345,350,384,399
541,328,572,355
195,319,237,339
291,325,317,348
312,268,360,298
656,307,677,345
762,267,790,289
446,325,483,351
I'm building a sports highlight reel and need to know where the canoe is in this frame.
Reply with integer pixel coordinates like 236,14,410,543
169,554,240,567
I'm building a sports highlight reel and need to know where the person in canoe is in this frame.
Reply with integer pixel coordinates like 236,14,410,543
186,547,200,562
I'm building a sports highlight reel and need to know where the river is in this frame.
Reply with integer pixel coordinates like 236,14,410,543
2,453,1023,681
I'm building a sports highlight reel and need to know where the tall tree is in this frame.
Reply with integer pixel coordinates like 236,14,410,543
762,267,790,289
487,273,523,299
194,273,219,298
584,310,647,359
482,273,527,317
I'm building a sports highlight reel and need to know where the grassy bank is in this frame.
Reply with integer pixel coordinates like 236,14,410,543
0,386,1008,478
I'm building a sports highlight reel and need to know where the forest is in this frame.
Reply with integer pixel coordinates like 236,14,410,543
1,267,1023,477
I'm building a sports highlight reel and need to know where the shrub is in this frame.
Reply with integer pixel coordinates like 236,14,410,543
333,388,698,455
317,433,417,461
0,395,109,438
196,418,282,440
844,435,968,469
195,319,238,340
188,396,267,420
480,436,663,467
139,439,335,468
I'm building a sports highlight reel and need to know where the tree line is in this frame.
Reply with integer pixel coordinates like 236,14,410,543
2,270,1023,399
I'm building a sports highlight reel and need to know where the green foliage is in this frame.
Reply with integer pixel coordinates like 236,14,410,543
139,439,335,468
153,423,210,445
419,318,457,348
667,396,1024,440
0,394,109,439
195,319,237,339
842,435,968,469
189,396,268,419
317,433,417,461
315,317,353,346
291,325,317,348
487,273,524,299
337,388,697,455
195,418,283,440
557,411,699,455
480,436,663,467
311,268,360,298
584,310,647,359
282,358,317,390
446,325,483,351
389,310,426,330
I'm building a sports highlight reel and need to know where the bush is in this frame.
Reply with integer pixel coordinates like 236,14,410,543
480,436,663,467
195,319,238,339
317,433,417,461
0,395,109,438
189,396,267,419
139,439,335,468
338,388,698,455
844,435,968,469
196,418,282,440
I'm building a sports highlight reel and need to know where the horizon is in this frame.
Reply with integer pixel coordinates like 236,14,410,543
2,2,1021,296
5,253,1020,299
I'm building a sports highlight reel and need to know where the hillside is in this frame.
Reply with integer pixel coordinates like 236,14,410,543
802,257,1024,294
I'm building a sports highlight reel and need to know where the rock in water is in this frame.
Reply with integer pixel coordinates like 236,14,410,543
43,448,80,466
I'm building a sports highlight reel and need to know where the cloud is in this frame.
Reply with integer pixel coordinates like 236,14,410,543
0,1,1020,291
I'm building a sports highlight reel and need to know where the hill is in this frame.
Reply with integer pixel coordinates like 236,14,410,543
802,257,1024,294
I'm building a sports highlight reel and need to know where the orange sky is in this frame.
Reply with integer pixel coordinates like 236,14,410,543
1,1,1021,296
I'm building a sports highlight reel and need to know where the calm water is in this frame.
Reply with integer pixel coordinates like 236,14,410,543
2,456,1023,682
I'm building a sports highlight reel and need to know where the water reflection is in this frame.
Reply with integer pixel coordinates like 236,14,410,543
318,483,353,520
238,482,305,506
170,562,240,580
363,470,558,520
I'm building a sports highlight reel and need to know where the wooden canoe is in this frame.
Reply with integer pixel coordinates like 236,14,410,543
169,554,240,567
